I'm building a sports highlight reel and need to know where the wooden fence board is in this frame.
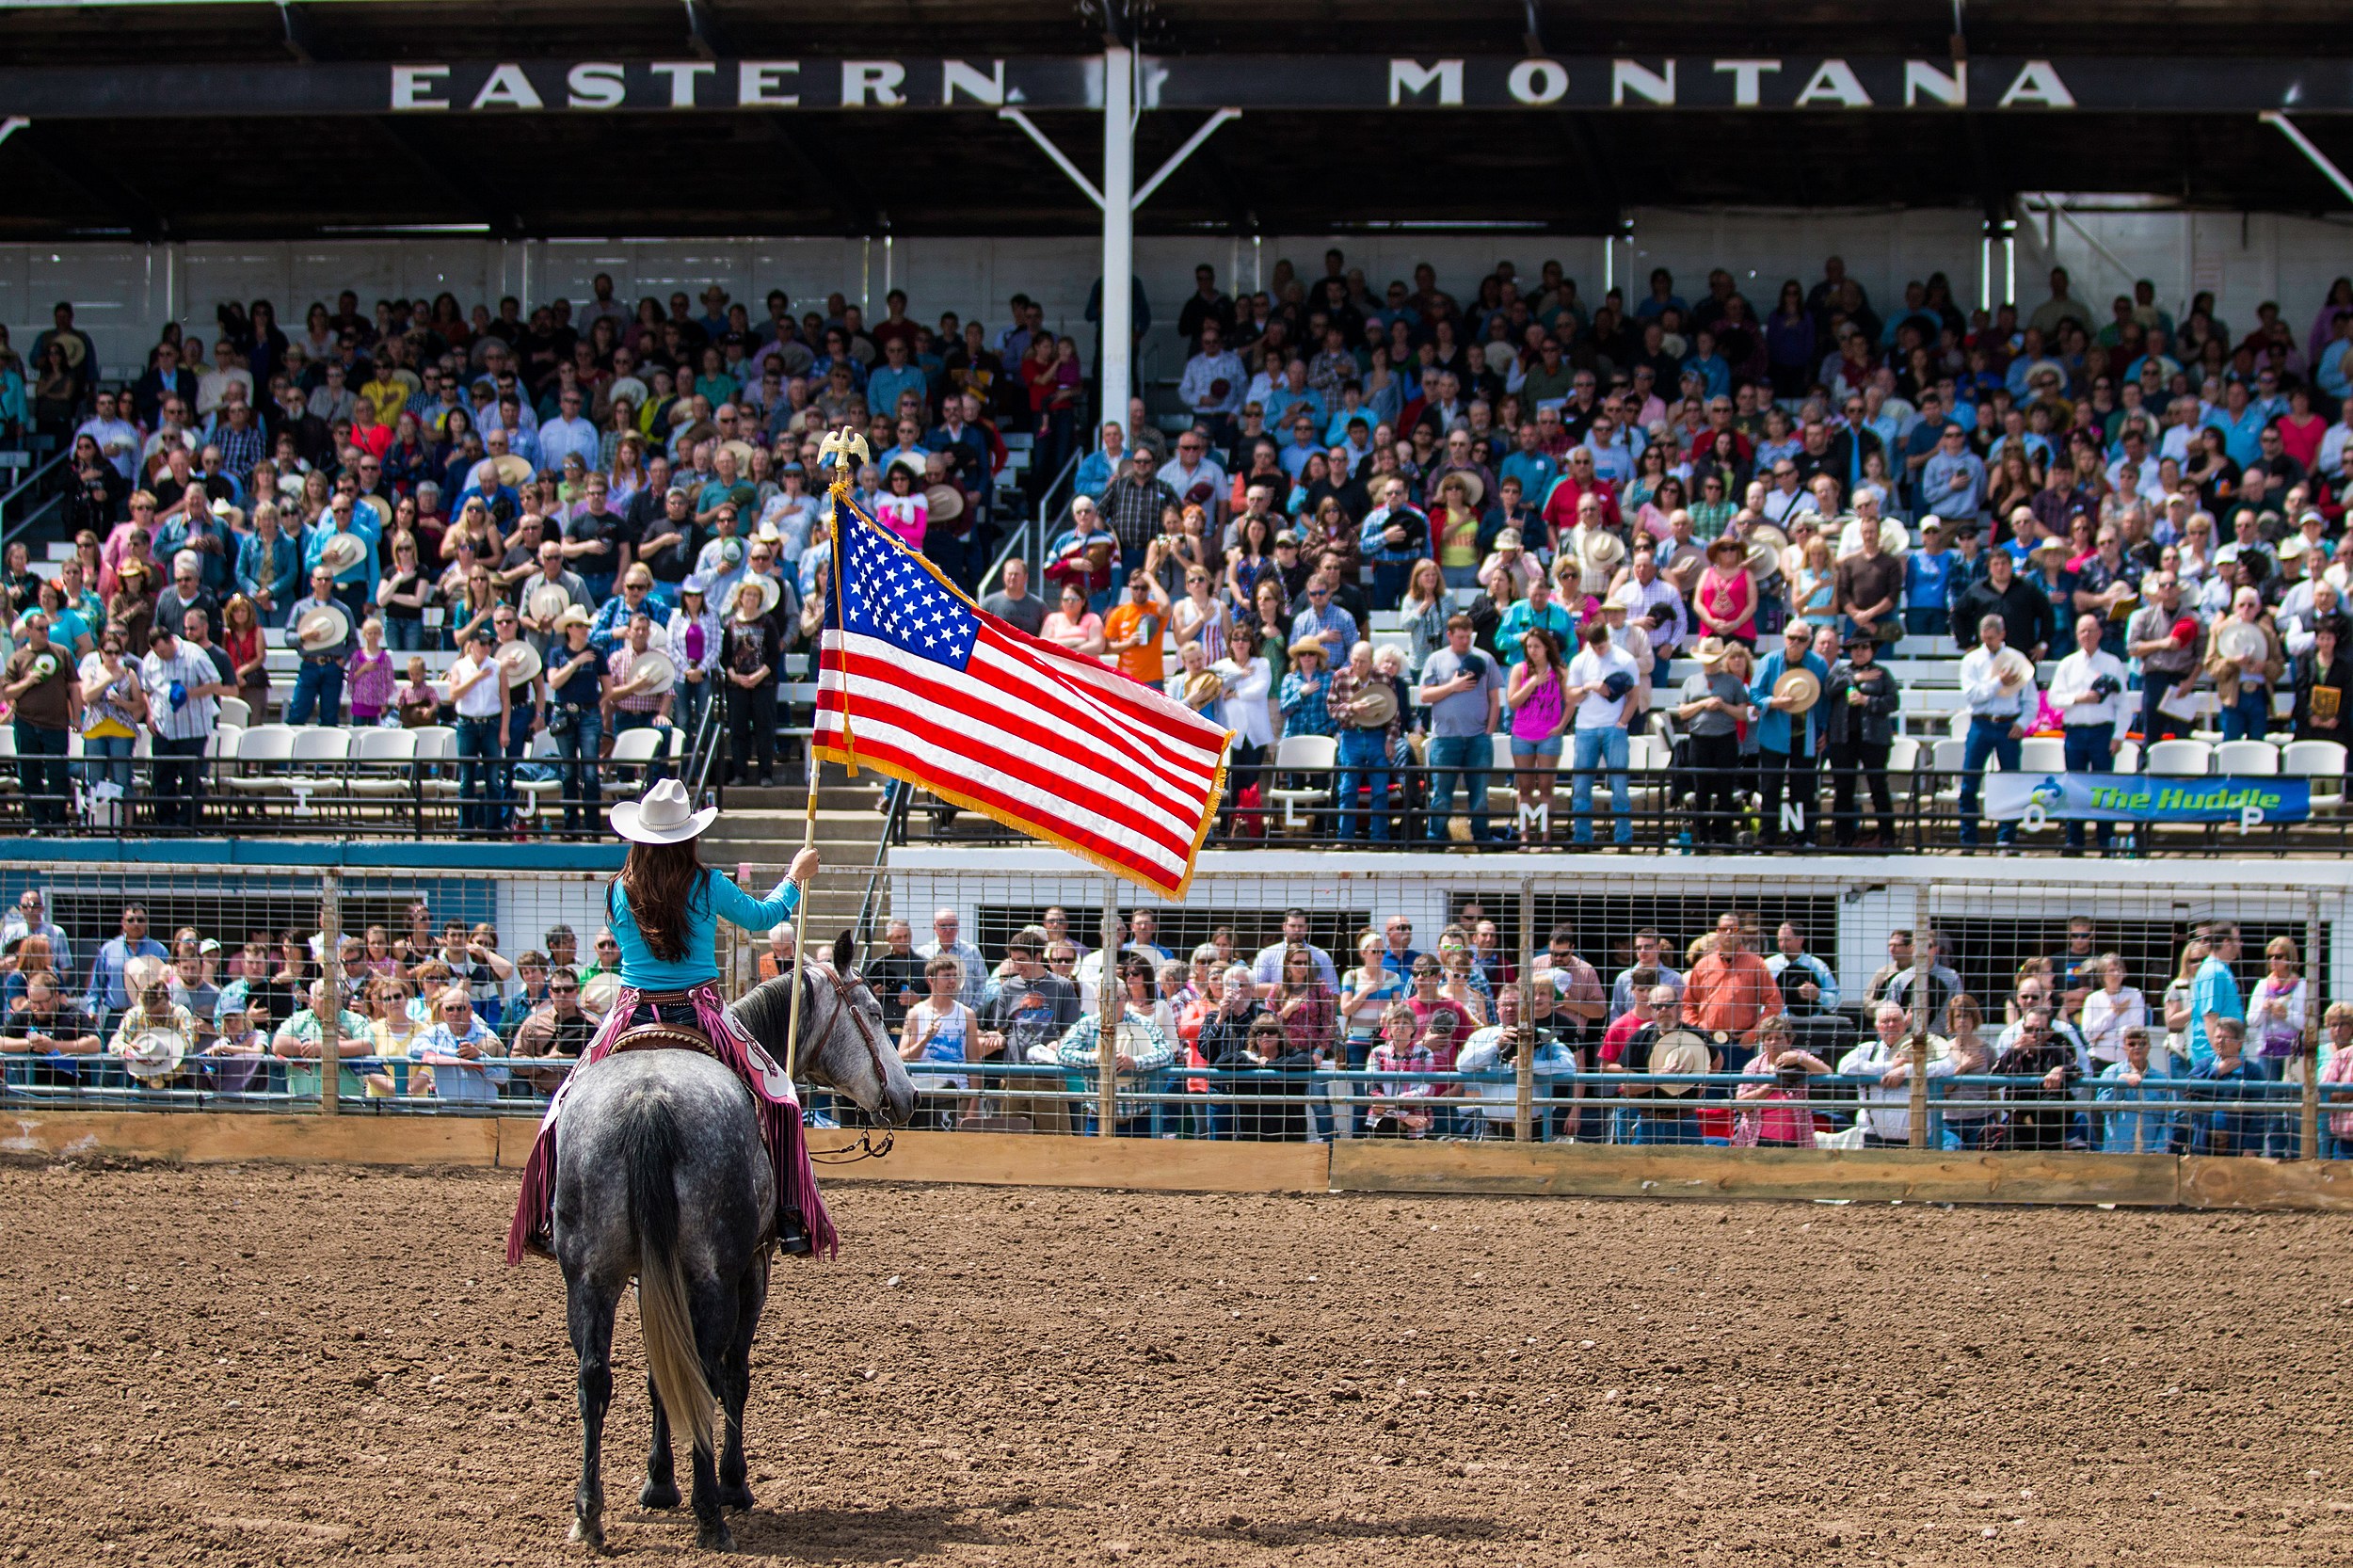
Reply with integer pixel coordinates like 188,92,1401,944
0,1110,501,1167
1329,1140,2183,1207
803,1128,1330,1192
2179,1154,2353,1210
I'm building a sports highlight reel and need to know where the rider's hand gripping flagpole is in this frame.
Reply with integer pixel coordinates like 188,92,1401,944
781,427,869,1084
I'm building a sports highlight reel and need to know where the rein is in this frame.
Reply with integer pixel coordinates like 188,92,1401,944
796,965,898,1163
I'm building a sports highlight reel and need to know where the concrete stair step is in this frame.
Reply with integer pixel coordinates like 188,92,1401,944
719,784,886,812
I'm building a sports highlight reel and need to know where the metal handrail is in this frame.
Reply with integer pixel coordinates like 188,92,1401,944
0,442,73,547
975,450,1080,600
850,785,910,963
681,665,727,808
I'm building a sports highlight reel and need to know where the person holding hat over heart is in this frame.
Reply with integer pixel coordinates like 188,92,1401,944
1278,637,1335,741
604,611,677,786
304,492,379,620
505,781,829,1262
284,565,355,725
1750,618,1831,846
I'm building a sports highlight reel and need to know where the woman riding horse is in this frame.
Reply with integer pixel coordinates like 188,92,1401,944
507,776,830,1262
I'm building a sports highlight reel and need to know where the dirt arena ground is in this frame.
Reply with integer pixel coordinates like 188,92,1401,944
2,1162,2349,1568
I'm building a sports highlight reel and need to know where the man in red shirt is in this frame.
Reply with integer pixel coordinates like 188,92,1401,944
1684,912,1785,1059
1541,446,1622,539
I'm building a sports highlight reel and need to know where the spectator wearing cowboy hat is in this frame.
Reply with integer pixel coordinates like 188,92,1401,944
284,566,354,725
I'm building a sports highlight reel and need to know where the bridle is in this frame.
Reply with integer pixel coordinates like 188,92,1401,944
796,963,897,1163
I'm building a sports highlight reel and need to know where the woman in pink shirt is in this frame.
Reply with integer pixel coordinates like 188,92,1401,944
1040,583,1106,658
1693,535,1757,645
873,460,929,551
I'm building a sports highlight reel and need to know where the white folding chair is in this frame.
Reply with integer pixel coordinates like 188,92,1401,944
2143,739,2214,776
224,724,297,792
346,727,421,799
2017,736,2067,774
1264,734,1337,830
2281,740,2348,812
2212,739,2281,777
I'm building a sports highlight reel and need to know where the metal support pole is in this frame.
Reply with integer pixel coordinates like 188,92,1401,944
1096,877,1121,1137
2303,895,2324,1160
1907,882,1929,1148
316,870,341,1117
1515,878,1536,1143
1099,42,1135,440
2261,112,2353,207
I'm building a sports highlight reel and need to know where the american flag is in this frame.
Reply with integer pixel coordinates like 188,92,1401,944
813,494,1232,901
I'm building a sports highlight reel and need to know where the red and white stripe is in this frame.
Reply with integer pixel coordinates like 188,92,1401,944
815,618,1231,900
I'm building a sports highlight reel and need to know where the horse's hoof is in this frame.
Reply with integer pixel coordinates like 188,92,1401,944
639,1479,681,1510
567,1517,604,1550
696,1523,737,1552
718,1481,755,1512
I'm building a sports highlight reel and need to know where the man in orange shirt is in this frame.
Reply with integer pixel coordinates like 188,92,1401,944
1684,911,1785,1059
1101,568,1170,685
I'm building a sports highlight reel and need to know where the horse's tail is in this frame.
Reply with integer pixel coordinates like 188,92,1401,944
622,1093,716,1457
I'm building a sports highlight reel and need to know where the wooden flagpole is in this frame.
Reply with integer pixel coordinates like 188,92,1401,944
782,427,868,1084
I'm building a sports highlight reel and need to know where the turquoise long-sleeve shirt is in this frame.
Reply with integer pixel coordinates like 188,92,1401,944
606,866,802,991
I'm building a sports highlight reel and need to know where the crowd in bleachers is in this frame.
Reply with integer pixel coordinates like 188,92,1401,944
1,249,2350,846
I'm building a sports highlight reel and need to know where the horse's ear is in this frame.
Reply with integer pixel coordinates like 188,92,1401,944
830,929,856,976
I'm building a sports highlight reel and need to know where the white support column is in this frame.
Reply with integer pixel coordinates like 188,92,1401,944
1100,42,1135,441
2261,111,2353,206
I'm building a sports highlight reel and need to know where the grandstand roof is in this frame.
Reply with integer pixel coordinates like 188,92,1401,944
3,1,2350,239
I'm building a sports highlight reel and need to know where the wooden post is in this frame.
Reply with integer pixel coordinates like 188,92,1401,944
2303,894,2323,1160
316,870,341,1117
1907,881,1929,1148
1096,879,1121,1137
1514,877,1535,1143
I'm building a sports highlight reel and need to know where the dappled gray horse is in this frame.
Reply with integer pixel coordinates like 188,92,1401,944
554,933,916,1552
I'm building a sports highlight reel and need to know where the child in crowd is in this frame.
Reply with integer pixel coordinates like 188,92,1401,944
346,616,395,725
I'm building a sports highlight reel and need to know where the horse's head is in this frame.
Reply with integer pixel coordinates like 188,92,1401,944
776,931,915,1128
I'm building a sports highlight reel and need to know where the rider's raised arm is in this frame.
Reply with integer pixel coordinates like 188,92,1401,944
707,869,802,937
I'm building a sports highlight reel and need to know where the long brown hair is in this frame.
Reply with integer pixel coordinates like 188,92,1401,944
618,839,705,964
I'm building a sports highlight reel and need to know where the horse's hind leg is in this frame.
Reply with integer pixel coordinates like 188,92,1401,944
686,1277,741,1551
566,1273,619,1549
639,1371,680,1510
716,1259,766,1512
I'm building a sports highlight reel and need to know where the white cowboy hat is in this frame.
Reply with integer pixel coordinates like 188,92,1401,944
626,646,679,693
119,1027,188,1083
493,637,543,686
579,971,621,1016
123,954,171,997
605,375,649,410
294,602,352,652
527,583,574,623
611,777,717,845
314,532,368,576
357,493,393,532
